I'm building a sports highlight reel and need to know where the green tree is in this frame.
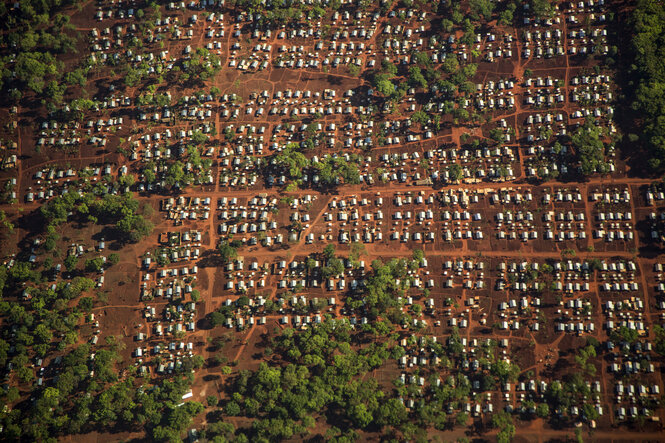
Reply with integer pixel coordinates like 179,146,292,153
628,0,665,172
572,119,606,175
323,244,336,260
225,400,241,416
85,257,105,273
374,398,407,427
375,78,395,96
191,130,207,145
78,297,94,312
531,0,554,19
218,241,237,263
408,66,428,89
536,403,550,418
381,59,398,76
448,164,463,182
654,325,665,355
469,0,495,20
442,56,459,74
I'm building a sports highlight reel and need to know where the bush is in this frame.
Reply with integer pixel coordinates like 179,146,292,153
225,401,241,416
78,297,94,312
84,257,104,273
64,255,78,272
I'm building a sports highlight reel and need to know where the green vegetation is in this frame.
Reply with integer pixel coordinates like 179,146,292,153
268,143,362,188
0,244,206,439
221,319,403,440
40,191,153,243
531,0,555,19
499,1,518,25
0,264,172,440
570,119,608,175
373,72,397,97
0,0,83,106
448,163,463,182
408,66,428,89
492,411,516,443
141,144,212,189
628,0,665,172
84,257,105,273
469,0,495,21
346,258,414,314
2,355,201,440
218,240,238,263
186,48,222,82
271,143,309,180
654,325,665,356
611,326,639,344
313,155,362,186
230,0,330,25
